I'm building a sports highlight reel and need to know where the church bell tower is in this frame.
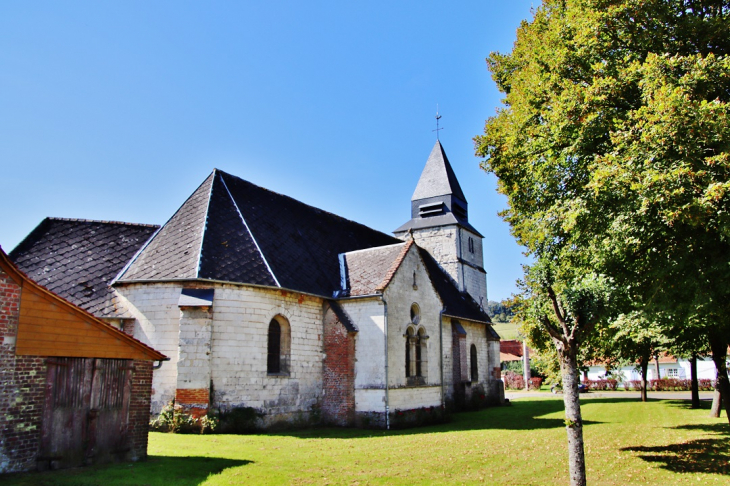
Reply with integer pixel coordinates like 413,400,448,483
394,141,488,309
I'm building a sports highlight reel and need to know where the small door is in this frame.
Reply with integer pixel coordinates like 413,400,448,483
40,358,132,469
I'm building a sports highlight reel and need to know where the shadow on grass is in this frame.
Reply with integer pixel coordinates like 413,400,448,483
272,398,604,440
2,456,251,486
622,437,730,475
618,410,730,476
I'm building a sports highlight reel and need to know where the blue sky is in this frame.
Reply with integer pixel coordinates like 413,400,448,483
0,1,534,301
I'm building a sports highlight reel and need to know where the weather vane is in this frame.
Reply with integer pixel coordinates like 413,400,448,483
433,105,443,140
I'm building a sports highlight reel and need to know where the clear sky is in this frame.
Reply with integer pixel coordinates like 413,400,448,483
0,1,534,301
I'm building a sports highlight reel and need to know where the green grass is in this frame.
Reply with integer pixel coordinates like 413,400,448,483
4,398,728,485
491,321,521,340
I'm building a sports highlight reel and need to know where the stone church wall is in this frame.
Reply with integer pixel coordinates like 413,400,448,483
117,283,325,425
209,286,323,425
411,225,488,308
384,247,442,394
115,283,182,413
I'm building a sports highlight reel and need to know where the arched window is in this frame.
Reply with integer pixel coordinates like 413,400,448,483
470,344,478,382
267,316,291,375
406,325,428,384
405,327,414,378
267,319,281,373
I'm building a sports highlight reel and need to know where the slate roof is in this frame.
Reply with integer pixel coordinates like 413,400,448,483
9,218,159,318
119,169,401,296
411,141,467,202
341,242,409,296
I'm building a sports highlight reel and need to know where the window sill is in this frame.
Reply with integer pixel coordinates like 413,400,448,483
267,372,290,377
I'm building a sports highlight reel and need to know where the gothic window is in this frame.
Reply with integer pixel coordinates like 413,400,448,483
267,316,291,375
405,327,414,378
470,344,478,382
406,324,428,384
468,237,474,254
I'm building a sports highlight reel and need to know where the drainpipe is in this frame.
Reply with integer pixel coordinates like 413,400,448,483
153,357,171,370
439,308,445,410
380,296,390,430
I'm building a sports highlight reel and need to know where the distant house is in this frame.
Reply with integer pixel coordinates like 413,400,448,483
583,355,717,383
500,340,527,365
0,247,166,474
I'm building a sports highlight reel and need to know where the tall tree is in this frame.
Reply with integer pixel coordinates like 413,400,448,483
476,1,730,484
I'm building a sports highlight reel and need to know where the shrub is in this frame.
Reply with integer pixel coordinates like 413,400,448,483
624,380,642,391
150,401,217,434
503,371,525,390
217,406,264,434
529,377,543,390
699,379,714,391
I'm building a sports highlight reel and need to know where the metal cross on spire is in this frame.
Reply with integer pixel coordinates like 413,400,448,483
433,105,443,140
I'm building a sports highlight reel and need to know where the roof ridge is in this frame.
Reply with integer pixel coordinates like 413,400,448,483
340,242,405,257
218,172,281,287
44,217,159,228
195,172,216,277
216,169,398,242
375,239,415,292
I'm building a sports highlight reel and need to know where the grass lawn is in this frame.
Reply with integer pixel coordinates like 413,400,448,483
491,321,521,340
4,397,728,485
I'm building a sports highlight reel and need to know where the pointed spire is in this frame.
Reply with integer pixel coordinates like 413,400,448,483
411,140,467,203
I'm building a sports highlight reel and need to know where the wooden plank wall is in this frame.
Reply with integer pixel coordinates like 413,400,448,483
16,287,157,360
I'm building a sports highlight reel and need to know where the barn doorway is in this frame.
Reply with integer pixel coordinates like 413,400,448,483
39,358,133,469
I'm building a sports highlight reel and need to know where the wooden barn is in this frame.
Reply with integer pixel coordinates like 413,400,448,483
0,247,166,474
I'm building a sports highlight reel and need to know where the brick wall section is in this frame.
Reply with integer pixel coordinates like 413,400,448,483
122,320,135,336
0,356,46,473
321,305,355,426
129,360,154,461
1,266,47,473
175,388,210,418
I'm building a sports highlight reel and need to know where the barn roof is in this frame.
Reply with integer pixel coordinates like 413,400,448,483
9,218,159,318
0,247,166,361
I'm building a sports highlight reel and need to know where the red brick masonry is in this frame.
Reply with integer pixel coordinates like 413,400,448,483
321,304,356,426
175,388,210,418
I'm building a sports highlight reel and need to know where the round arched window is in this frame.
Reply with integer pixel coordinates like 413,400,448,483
410,303,420,325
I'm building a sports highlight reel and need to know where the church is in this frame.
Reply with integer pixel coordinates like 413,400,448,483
10,141,503,428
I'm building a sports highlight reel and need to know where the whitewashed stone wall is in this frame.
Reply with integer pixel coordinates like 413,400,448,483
411,225,488,309
354,388,385,412
209,286,323,423
341,298,385,389
177,307,212,393
384,247,442,391
116,283,325,422
115,283,182,412
389,386,441,410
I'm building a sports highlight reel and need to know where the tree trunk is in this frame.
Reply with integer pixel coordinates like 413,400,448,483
690,354,700,409
710,387,722,418
558,345,586,486
708,333,730,423
640,356,649,402
654,354,661,380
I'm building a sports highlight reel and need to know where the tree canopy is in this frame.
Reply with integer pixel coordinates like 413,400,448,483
476,1,730,484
